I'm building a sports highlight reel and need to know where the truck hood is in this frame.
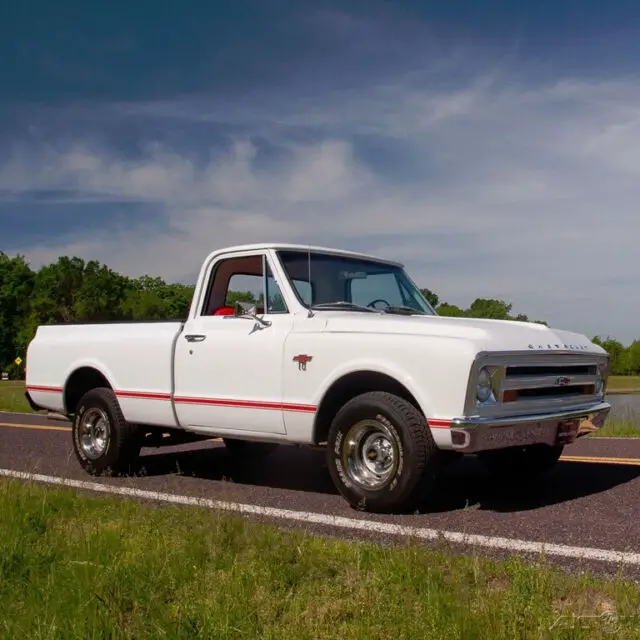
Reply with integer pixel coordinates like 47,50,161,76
318,311,606,356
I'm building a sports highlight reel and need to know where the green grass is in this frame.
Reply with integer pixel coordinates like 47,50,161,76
608,376,640,394
1,479,640,639
0,380,33,413
595,418,640,438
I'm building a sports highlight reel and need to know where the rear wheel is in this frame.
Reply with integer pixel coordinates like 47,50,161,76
478,443,564,481
71,387,142,476
326,391,440,513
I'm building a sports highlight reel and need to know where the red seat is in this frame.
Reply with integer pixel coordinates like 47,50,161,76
212,305,235,316
210,304,264,316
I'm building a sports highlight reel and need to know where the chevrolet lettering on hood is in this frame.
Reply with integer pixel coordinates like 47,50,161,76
528,343,589,351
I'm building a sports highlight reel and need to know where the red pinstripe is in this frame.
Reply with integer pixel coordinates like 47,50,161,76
115,390,172,401
115,389,317,413
26,385,63,393
428,419,451,429
28,387,450,422
172,395,317,413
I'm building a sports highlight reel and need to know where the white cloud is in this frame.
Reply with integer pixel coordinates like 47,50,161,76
2,71,640,343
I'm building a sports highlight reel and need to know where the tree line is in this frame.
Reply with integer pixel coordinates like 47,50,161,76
1,252,637,378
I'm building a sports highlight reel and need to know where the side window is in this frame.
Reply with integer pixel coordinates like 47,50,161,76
350,272,404,307
226,273,262,307
202,254,288,316
265,261,287,313
292,279,313,306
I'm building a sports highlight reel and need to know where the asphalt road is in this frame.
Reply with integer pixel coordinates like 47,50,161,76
2,410,640,580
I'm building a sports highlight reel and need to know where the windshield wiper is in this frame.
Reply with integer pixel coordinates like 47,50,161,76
381,306,427,316
310,301,382,313
310,302,427,315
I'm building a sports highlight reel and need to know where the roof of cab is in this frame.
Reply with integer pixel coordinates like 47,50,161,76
203,243,404,267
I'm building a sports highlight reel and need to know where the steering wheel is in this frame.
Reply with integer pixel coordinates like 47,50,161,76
367,298,391,309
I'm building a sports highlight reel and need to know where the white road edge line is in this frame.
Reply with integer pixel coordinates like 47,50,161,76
2,468,640,566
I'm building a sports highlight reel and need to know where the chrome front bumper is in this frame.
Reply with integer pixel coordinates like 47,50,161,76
448,401,611,453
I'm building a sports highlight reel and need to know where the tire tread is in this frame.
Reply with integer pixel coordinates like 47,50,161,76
72,386,141,476
326,390,440,513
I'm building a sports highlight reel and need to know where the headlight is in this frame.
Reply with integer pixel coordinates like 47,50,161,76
476,367,493,403
595,363,608,397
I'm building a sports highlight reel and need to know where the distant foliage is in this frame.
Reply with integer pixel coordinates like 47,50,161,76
0,252,636,378
0,253,196,379
591,336,640,375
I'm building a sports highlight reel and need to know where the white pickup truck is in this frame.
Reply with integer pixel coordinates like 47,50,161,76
25,243,611,512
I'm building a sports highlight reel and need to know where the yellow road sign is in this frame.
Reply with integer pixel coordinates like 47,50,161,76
14,357,22,366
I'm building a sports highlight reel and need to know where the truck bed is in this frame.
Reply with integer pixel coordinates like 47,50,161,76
25,321,185,427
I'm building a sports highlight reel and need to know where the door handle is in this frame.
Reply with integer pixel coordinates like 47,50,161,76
184,334,206,342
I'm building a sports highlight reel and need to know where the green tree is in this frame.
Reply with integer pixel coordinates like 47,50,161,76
0,253,35,370
591,336,628,375
436,302,466,317
420,288,439,308
120,276,195,320
26,256,85,325
74,260,129,322
467,298,513,320
16,257,131,357
625,341,640,375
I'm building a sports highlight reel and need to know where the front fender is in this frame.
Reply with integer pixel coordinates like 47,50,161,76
311,357,436,419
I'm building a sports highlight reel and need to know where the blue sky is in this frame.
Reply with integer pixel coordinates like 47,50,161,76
1,1,639,342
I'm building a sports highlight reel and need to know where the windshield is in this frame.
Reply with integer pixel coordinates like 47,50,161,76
276,250,436,315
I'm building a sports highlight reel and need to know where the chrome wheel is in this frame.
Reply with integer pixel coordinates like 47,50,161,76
78,407,111,460
341,419,399,490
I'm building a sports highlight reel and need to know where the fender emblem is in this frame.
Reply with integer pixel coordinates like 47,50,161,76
293,354,313,371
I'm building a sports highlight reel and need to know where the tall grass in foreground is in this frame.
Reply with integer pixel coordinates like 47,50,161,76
1,479,639,639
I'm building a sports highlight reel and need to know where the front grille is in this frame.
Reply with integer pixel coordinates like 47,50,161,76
505,364,597,377
501,361,601,404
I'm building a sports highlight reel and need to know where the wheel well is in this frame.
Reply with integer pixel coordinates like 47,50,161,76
64,367,112,414
313,371,424,444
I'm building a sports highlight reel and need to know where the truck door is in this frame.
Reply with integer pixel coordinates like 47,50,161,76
173,250,292,435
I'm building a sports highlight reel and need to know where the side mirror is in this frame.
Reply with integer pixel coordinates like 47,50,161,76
234,301,257,317
233,301,271,328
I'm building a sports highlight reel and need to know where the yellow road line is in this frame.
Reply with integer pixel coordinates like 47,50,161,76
0,421,70,432
0,421,222,442
560,455,640,466
0,422,637,463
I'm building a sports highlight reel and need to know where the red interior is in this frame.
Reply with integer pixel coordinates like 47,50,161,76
210,304,265,316
212,305,236,316
204,255,264,316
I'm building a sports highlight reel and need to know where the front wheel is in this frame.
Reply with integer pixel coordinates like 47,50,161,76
477,443,564,482
326,391,440,513
71,387,142,476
